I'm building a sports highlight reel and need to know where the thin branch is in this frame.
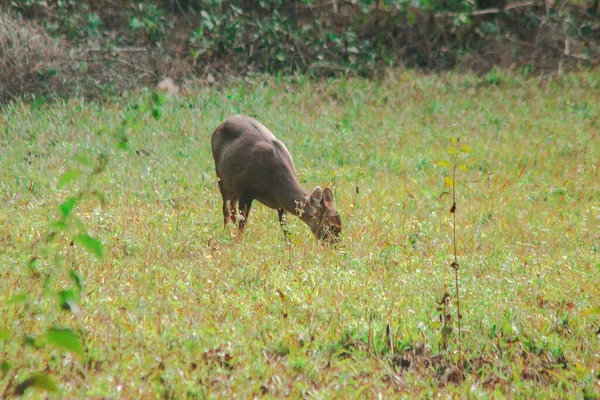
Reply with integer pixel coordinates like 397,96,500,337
435,1,540,18
83,58,154,75
451,150,461,363
81,47,147,53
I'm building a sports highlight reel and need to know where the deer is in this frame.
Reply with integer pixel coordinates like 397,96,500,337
211,115,341,243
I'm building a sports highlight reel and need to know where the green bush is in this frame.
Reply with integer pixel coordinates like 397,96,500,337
5,0,600,98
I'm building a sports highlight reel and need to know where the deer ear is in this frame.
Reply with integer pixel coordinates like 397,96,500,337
310,186,323,207
322,187,334,205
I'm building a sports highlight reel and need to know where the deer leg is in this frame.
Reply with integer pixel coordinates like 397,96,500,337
219,182,235,227
278,208,290,240
238,193,254,232
222,200,235,227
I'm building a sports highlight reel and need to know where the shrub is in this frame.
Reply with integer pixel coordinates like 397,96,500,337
0,11,69,102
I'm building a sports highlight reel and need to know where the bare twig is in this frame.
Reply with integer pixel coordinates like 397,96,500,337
83,58,154,75
81,47,147,53
504,35,536,48
434,1,540,18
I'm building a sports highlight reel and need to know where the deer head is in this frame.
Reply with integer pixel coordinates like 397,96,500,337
306,187,342,243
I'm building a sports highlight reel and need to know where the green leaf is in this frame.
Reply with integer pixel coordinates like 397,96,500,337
0,360,10,372
449,137,460,143
23,335,43,349
444,177,454,187
152,108,162,120
69,269,83,290
75,234,104,258
457,164,469,171
14,374,59,395
75,154,91,166
60,197,78,218
460,145,472,153
58,290,79,312
50,220,68,231
0,328,10,340
47,327,84,358
447,148,458,155
130,16,145,30
59,169,82,187
151,92,167,106
28,257,39,271
7,293,28,305
116,141,129,150
434,160,451,167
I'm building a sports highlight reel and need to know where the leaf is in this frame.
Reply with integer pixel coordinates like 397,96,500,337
58,290,79,313
0,328,10,340
75,234,104,258
444,177,454,187
58,169,82,187
457,164,469,171
151,92,167,106
28,257,39,271
449,137,460,143
69,269,83,290
460,145,472,153
582,307,600,317
51,220,68,231
75,154,91,166
7,293,28,305
23,335,43,349
434,160,451,167
130,16,145,30
115,135,129,150
14,374,58,395
0,360,10,372
47,327,84,359
59,197,78,218
447,147,458,155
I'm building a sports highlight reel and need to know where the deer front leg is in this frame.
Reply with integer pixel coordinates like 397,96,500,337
278,209,290,241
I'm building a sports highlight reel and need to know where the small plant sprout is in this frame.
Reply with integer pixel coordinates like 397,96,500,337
4,92,167,396
435,137,471,363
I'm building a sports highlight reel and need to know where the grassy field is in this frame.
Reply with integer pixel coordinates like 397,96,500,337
1,70,599,398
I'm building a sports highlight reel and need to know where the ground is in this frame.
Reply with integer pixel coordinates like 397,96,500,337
1,70,599,398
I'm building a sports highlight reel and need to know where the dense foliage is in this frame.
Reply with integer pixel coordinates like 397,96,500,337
2,0,600,100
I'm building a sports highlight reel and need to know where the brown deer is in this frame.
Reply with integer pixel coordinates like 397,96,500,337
211,115,341,242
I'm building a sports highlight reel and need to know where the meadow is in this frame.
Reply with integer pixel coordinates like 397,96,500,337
1,70,599,398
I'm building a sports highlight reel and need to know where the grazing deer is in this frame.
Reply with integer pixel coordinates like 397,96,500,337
211,115,341,242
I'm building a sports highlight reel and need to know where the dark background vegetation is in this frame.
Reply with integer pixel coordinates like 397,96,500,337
2,0,600,101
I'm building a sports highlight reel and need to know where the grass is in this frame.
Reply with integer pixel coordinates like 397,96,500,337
1,70,599,398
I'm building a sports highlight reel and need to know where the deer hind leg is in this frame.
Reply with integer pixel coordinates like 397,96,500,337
237,192,254,232
218,181,236,227
277,209,290,240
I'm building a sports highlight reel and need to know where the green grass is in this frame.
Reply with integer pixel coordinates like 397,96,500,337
1,70,599,398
